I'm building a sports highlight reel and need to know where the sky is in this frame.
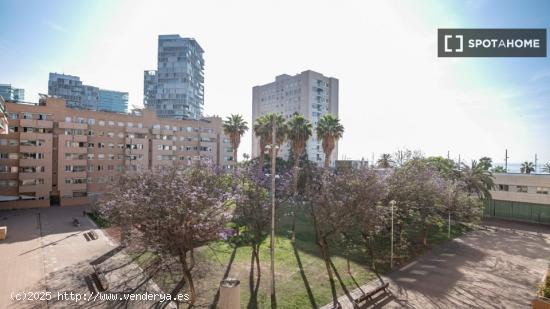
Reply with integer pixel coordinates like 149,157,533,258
1,0,550,166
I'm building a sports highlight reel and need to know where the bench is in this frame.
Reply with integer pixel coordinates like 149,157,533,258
354,282,389,307
92,265,109,291
88,230,98,240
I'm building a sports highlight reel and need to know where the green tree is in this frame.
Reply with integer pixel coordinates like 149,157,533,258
223,114,248,164
388,159,446,247
460,160,494,200
520,161,535,174
377,153,395,168
253,114,270,173
286,114,312,242
425,156,459,180
316,114,344,169
478,156,493,171
542,163,550,173
491,165,506,173
253,113,286,173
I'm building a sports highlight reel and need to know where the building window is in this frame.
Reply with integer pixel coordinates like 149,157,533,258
537,187,549,195
0,165,18,173
516,185,528,193
0,180,18,187
498,184,509,191
88,118,95,125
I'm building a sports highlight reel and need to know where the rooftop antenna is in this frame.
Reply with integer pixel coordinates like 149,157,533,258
535,153,538,174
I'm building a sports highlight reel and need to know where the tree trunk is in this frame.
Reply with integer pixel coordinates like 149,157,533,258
324,152,331,169
233,148,238,165
321,239,338,308
423,229,428,247
179,251,196,308
291,159,300,243
255,244,261,278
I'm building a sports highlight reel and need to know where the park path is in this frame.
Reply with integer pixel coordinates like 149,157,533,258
322,219,550,308
0,206,170,309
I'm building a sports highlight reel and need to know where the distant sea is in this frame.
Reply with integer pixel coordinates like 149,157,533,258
494,163,550,174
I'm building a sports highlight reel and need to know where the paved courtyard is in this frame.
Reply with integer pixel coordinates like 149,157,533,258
324,219,550,308
0,206,167,309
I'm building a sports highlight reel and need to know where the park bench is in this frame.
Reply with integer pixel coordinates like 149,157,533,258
354,282,389,307
88,230,98,240
92,265,109,291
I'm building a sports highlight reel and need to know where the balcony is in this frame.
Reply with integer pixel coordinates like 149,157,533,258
19,119,53,129
58,122,88,129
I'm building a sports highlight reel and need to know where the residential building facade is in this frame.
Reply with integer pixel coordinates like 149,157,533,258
252,70,339,166
485,173,550,224
0,84,25,101
48,73,128,113
0,96,233,210
335,159,369,172
144,35,205,120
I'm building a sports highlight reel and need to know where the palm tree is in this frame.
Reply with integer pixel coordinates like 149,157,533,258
286,114,312,242
542,163,550,174
316,114,344,169
253,113,287,169
478,157,493,170
460,160,494,200
377,153,395,168
520,161,535,174
253,115,271,173
222,114,248,165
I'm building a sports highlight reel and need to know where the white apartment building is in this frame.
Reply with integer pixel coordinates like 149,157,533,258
252,70,339,166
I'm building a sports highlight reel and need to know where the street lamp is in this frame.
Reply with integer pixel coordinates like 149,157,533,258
266,117,279,308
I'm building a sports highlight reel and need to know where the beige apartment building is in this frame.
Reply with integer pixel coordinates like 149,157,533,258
485,173,550,224
252,70,339,166
0,96,233,210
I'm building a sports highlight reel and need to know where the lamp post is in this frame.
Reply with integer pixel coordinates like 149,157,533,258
265,116,278,308
390,200,395,269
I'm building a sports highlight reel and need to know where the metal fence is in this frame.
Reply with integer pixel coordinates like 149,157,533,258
484,199,550,225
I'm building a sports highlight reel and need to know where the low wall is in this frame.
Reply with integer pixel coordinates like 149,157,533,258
0,199,50,210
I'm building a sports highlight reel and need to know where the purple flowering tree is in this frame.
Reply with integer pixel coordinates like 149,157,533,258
388,158,447,247
304,167,364,308
99,163,234,307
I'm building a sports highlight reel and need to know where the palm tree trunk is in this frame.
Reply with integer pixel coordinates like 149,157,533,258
233,147,238,165
324,152,331,169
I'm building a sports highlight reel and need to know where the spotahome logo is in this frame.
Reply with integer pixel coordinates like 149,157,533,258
438,28,546,57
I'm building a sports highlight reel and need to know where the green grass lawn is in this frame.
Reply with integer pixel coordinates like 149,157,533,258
134,204,471,308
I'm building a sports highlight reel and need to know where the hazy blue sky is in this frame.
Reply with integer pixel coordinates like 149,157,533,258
1,0,549,165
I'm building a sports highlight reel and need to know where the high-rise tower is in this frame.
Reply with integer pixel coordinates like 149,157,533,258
144,35,205,119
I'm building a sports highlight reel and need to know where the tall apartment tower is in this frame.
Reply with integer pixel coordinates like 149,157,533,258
252,70,339,166
0,84,25,101
48,73,128,113
144,35,205,120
